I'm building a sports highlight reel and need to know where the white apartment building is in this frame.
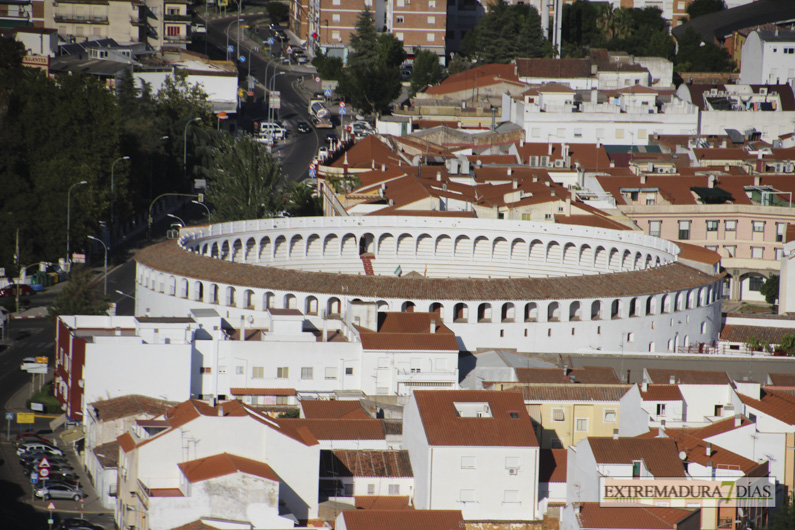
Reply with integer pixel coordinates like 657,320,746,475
740,29,795,87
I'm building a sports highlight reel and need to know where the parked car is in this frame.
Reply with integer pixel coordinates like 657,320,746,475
324,132,338,144
296,121,311,134
0,284,34,297
43,469,81,484
17,443,63,457
20,452,69,466
35,482,86,501
57,518,105,530
317,146,329,160
13,432,51,447
295,55,310,64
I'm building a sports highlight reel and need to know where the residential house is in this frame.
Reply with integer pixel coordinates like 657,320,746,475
643,369,742,422
385,0,447,62
335,509,464,530
403,390,539,520
619,384,686,436
560,503,700,530
740,29,795,87
318,449,413,499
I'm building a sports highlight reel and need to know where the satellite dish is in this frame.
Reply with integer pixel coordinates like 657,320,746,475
247,315,254,324
678,451,687,460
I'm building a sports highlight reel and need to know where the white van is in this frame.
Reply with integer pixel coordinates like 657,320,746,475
257,121,288,140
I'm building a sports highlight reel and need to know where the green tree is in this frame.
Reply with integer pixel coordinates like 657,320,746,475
286,180,323,217
48,266,110,318
686,0,725,19
312,52,344,80
459,0,550,63
203,133,285,221
761,274,780,305
376,33,407,69
347,8,379,68
410,49,444,97
446,54,472,75
779,335,795,355
265,2,290,25
766,494,795,530
675,27,733,72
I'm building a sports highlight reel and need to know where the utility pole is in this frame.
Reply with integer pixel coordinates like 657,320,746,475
14,229,20,314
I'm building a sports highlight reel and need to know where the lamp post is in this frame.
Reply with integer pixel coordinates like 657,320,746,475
110,155,130,250
167,213,186,227
66,181,88,271
183,118,202,180
237,2,243,61
87,235,108,296
268,71,286,140
191,200,211,222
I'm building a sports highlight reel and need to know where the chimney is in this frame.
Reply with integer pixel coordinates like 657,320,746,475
754,175,761,186
669,375,676,384
640,174,647,184
240,316,245,341
548,142,553,156
708,175,715,188
613,429,619,440
436,171,442,181
563,363,568,376
115,327,122,336
512,178,518,189
641,381,648,391
218,404,224,417
381,163,386,171
520,139,525,147
532,176,538,183
508,167,513,176
430,319,436,333
563,143,570,166
734,414,742,427
705,442,712,456
591,88,598,103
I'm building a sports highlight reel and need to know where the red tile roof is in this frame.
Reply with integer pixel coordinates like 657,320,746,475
688,415,750,439
769,373,795,386
720,324,795,345
515,385,631,402
413,390,538,447
352,496,414,510
178,453,279,483
640,385,684,402
659,431,761,475
90,395,173,422
515,366,620,384
273,419,387,441
320,450,413,477
539,448,567,483
301,400,370,419
340,509,464,530
576,503,698,529
739,388,795,425
588,437,686,477
118,432,136,453
358,312,459,351
646,369,731,385
516,58,593,79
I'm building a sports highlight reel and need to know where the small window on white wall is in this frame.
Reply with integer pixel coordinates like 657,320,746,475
429,0,436,6
388,484,400,495
460,489,475,503
461,456,476,469
367,484,375,495
604,409,617,423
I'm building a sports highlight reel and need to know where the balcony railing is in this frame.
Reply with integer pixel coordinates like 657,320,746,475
163,13,190,22
54,14,108,24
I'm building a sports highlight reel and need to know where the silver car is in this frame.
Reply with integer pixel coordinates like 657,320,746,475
35,482,86,501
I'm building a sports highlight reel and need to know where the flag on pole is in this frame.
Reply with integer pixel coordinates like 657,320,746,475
394,265,402,277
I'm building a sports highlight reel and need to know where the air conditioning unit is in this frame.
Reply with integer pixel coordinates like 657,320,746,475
508,468,518,475
668,167,676,173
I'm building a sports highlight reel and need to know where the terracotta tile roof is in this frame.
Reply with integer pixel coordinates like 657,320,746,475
720,325,795,344
588,437,686,477
769,373,795,386
356,312,460,351
516,58,593,79
164,399,248,429
640,385,684,402
423,75,526,96
329,135,403,169
229,387,296,396
659,431,761,475
515,384,632,402
353,496,414,510
539,448,567,483
515,366,620,384
273,419,387,440
688,415,751,439
117,432,135,453
93,440,119,468
739,388,795,425
339,509,464,530
413,390,538,447
178,453,279,483
646,369,731,385
90,395,173,422
171,520,227,530
554,214,634,231
466,154,520,165
676,242,722,266
576,503,698,529
136,240,722,302
149,488,184,497
301,400,370,419
320,449,413,477
443,63,518,84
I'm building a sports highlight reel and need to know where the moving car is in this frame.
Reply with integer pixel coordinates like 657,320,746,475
296,121,311,134
0,284,34,297
35,482,86,501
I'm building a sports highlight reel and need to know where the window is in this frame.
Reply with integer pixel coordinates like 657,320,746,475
724,245,736,258
345,367,354,375
725,220,737,231
301,367,313,380
367,484,375,495
325,367,338,380
627,332,634,343
648,220,661,238
388,484,400,495
252,366,264,379
632,461,641,478
429,0,436,6
706,220,718,232
427,15,435,24
749,276,764,291
460,489,475,503
776,223,787,242
461,456,476,469
200,367,211,374
706,245,718,252
575,418,589,432
753,220,765,233
574,128,583,138
427,33,435,42
396,32,404,40
552,408,565,421
331,30,340,40
166,26,180,37
277,367,289,379
656,403,666,416
646,196,656,205
604,409,617,423
276,395,289,405
616,129,625,139
678,220,691,240
332,13,340,22
751,247,764,259
236,366,244,375
504,490,520,503
700,322,707,333
396,15,404,23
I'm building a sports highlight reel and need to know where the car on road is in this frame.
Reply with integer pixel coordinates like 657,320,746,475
20,451,69,466
13,432,51,447
191,23,206,34
35,482,86,501
17,442,63,456
296,121,311,134
0,283,34,297
295,55,310,64
317,146,329,160
57,518,105,530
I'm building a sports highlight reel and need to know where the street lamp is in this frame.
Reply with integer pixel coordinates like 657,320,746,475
87,235,108,296
115,289,134,300
191,200,212,222
110,156,130,250
66,181,88,271
184,118,202,179
167,213,186,227
268,71,286,140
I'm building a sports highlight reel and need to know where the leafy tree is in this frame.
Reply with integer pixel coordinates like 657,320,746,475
410,49,444,97
286,180,323,217
779,335,795,355
761,274,779,305
766,494,795,530
265,2,290,25
203,133,285,221
686,0,725,19
347,8,379,68
459,0,550,63
376,33,407,69
745,337,771,354
0,35,24,70
446,54,472,75
312,52,344,80
48,266,110,318
674,27,733,72
562,0,603,54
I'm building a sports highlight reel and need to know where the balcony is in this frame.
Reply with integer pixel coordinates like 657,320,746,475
163,13,190,22
163,34,189,43
54,14,108,24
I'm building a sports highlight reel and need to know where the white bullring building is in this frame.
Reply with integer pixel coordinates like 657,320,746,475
134,216,722,354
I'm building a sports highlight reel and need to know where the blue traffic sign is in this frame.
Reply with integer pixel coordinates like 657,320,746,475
31,472,39,484
267,38,274,45
339,107,347,115
227,45,235,53
309,169,317,178
239,55,246,63
324,88,332,97
5,412,13,421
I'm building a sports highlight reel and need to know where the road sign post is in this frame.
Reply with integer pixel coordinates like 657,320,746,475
5,411,12,441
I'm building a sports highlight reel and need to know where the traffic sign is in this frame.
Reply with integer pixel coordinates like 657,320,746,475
339,102,346,108
47,501,56,511
31,472,38,484
227,45,235,53
309,163,317,170
39,467,50,478
324,88,332,97
267,37,274,45
309,169,317,178
38,457,51,469
239,55,246,63
315,76,321,83
286,45,293,54
5,412,13,421
339,107,347,115
17,412,34,424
